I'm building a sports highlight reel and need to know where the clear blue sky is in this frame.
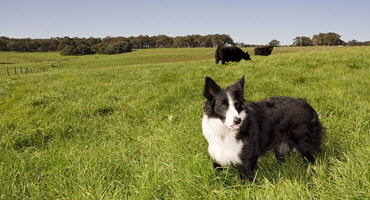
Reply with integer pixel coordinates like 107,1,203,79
1,0,369,45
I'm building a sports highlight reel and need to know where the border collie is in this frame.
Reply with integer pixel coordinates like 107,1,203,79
202,76,324,182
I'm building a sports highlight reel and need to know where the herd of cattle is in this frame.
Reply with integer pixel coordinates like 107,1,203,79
215,46,273,64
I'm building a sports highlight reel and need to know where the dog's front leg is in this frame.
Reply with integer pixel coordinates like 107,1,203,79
213,161,223,172
237,158,258,183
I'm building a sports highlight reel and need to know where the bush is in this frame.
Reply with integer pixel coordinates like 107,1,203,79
73,44,93,55
123,43,132,53
96,42,132,54
60,45,75,55
60,44,94,56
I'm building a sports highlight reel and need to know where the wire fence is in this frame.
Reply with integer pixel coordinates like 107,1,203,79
1,65,57,77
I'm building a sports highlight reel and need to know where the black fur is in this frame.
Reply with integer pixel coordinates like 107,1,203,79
236,96,324,181
254,46,274,56
203,76,324,182
215,46,251,64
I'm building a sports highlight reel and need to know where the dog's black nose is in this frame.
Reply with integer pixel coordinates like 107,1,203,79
234,117,241,125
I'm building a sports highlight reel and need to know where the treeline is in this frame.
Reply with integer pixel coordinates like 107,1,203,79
346,40,370,46
238,32,370,47
126,34,234,48
0,36,132,55
1,33,368,55
0,34,234,55
291,32,370,46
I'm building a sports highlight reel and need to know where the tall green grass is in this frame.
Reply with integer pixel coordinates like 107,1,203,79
0,47,369,199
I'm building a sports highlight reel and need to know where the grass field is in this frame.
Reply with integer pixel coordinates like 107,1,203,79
0,47,369,199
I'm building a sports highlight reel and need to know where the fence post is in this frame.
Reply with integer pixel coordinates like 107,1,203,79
14,67,17,75
7,67,10,76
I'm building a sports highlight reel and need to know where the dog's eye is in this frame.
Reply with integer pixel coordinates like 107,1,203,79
220,104,227,109
234,102,239,108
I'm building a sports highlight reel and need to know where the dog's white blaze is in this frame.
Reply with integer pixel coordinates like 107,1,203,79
225,92,240,128
202,115,243,166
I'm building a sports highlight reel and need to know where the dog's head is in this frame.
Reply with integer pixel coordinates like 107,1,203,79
203,76,246,130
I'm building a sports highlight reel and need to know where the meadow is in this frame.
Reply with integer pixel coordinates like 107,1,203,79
0,46,369,199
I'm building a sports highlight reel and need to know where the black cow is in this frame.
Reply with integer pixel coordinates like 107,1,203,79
215,46,251,64
254,46,274,56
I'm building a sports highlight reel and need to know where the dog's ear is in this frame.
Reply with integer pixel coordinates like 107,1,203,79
204,76,221,100
230,76,245,97
235,76,245,91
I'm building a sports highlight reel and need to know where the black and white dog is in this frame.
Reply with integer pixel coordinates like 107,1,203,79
202,76,324,181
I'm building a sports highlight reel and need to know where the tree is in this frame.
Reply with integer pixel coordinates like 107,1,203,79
57,37,74,50
221,34,234,46
312,32,344,46
173,36,186,48
211,34,224,47
346,40,358,46
153,35,172,48
292,36,313,46
209,34,234,47
0,36,9,51
269,39,280,47
48,38,60,51
184,35,195,47
193,34,204,47
199,35,212,47
131,35,151,48
6,40,20,51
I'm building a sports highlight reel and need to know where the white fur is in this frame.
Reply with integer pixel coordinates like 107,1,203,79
239,109,247,120
277,142,290,154
202,115,245,166
224,92,241,129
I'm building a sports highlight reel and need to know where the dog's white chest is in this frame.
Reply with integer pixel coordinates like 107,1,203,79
202,115,243,166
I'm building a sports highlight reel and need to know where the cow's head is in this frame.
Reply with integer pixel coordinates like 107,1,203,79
244,52,251,60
